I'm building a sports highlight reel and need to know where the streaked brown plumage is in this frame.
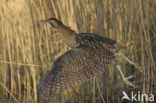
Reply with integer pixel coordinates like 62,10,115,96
38,18,122,97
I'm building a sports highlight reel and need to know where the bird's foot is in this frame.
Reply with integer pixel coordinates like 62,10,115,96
122,75,136,87
116,65,136,87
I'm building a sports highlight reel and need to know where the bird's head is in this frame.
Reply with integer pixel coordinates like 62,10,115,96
40,18,63,29
40,18,77,48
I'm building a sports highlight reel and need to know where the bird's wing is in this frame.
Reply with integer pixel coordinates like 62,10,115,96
77,33,116,45
38,45,114,96
76,33,122,53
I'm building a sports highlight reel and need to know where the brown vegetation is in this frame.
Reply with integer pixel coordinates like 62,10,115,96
0,0,155,103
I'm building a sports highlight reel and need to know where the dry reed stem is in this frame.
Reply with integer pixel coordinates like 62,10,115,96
96,78,105,103
0,81,19,103
0,60,40,67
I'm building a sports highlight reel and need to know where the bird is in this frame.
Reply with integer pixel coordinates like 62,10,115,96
37,18,132,97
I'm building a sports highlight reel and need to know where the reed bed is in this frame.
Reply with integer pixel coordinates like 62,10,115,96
0,0,155,103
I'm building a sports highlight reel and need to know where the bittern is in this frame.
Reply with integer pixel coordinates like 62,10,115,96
38,18,135,97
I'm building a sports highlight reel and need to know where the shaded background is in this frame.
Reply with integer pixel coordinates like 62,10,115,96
0,0,156,103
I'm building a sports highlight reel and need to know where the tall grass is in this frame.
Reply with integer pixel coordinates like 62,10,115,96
0,0,155,103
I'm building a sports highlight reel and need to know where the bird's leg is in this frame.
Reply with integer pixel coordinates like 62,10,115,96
114,63,135,87
113,52,143,87
115,53,143,72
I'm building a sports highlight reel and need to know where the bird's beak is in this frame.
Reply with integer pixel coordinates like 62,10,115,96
40,20,49,23
40,20,54,27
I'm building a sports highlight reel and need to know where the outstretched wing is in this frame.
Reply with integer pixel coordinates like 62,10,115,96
77,33,116,47
37,44,115,96
76,33,122,53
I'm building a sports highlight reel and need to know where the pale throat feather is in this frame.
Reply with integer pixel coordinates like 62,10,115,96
57,24,77,48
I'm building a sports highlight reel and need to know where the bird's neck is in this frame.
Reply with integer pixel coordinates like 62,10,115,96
57,24,77,48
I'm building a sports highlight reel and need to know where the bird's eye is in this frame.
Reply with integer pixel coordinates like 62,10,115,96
50,23,55,28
